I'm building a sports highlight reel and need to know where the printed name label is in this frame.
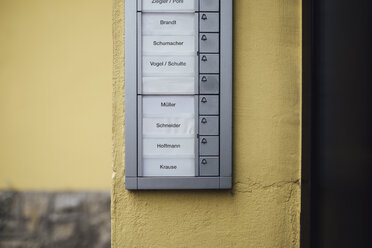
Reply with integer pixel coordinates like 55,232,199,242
156,123,181,128
160,164,177,170
157,143,181,149
150,61,186,68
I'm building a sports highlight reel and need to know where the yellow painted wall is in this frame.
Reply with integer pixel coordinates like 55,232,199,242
0,0,112,190
112,0,302,247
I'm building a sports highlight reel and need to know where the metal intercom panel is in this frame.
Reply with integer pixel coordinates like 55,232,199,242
125,0,232,190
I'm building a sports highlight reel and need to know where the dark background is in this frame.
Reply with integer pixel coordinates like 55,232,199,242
303,0,372,247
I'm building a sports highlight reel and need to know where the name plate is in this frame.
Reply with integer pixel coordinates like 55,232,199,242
143,55,194,76
143,158,195,177
143,138,194,156
142,96,194,117
142,13,195,36
142,0,195,12
143,117,195,137
142,76,195,94
142,36,195,55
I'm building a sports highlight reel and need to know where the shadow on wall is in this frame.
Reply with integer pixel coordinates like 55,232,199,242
0,191,110,248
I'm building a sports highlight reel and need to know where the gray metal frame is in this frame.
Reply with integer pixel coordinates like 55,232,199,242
125,0,233,190
219,0,233,188
124,0,138,190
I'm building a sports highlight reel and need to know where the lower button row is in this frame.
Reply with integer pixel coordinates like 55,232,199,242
199,116,219,135
200,157,219,176
200,95,219,115
200,136,219,155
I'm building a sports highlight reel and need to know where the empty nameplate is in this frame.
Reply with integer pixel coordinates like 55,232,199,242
142,77,195,94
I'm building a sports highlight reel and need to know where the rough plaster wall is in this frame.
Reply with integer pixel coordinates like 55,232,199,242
112,0,302,247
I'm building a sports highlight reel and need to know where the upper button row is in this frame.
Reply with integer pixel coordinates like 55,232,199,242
141,0,219,12
200,0,220,12
200,12,219,32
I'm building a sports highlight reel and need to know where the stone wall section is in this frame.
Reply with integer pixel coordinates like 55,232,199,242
0,191,110,248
